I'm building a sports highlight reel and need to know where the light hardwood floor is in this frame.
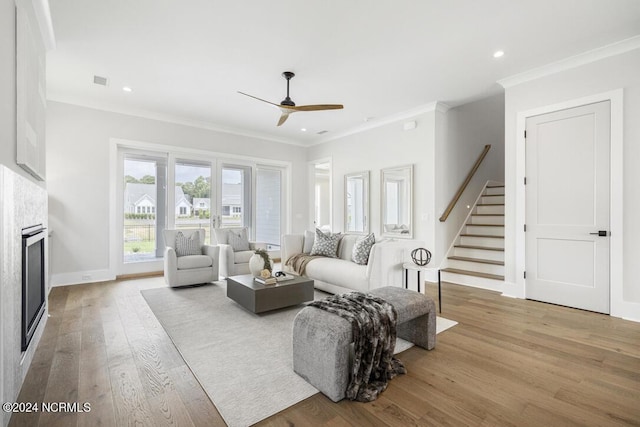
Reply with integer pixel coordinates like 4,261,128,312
9,278,640,427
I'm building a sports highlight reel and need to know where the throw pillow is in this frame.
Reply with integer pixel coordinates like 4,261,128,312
175,231,202,257
228,229,250,251
352,233,375,265
309,228,342,258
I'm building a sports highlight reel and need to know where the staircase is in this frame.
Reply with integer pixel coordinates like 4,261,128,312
440,183,505,291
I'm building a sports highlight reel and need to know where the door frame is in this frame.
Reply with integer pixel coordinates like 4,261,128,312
511,89,624,316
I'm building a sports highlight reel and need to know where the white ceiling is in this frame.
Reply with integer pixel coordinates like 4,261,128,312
46,0,640,146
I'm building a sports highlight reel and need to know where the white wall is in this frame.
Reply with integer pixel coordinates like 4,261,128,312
435,94,505,266
503,48,640,318
46,101,308,284
307,109,438,252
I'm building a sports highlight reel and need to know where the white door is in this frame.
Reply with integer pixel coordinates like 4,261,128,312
525,101,610,314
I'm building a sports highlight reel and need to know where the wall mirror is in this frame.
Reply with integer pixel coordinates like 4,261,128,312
344,171,369,234
381,164,413,238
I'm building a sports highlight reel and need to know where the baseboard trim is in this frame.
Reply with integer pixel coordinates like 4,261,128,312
116,271,163,281
50,269,115,287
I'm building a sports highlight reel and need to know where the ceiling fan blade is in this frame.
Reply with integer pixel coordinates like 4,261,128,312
277,112,291,126
293,104,344,112
237,91,281,108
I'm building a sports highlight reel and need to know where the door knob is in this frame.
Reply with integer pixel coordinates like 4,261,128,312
589,230,608,236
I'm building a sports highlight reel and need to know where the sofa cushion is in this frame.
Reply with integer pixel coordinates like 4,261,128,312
177,254,212,269
305,257,368,293
337,235,358,261
352,233,375,265
233,250,254,264
175,231,202,256
303,230,315,253
310,229,342,258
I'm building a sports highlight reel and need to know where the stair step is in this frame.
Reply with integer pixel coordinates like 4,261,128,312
455,245,504,251
477,203,504,206
473,214,505,216
447,256,504,266
486,185,504,188
460,234,504,239
467,223,503,227
440,268,504,281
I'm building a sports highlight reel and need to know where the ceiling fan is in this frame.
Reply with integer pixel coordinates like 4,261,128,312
238,71,344,126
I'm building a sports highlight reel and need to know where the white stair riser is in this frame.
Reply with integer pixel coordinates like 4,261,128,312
476,205,505,215
469,215,504,225
481,195,505,204
446,259,504,275
465,225,504,236
440,272,504,293
453,247,504,261
460,235,505,248
484,187,505,196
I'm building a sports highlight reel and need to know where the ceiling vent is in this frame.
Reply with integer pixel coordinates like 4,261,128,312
317,130,329,135
93,75,108,86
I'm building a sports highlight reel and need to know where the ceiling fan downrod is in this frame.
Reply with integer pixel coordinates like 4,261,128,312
280,71,295,107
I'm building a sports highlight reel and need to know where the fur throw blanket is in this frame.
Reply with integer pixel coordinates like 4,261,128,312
309,292,406,402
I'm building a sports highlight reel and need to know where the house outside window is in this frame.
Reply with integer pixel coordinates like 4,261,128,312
180,206,187,215
222,205,230,216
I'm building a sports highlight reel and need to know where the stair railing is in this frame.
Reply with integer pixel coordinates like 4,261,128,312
439,144,491,222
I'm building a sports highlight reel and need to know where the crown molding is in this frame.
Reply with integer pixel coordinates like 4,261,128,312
498,35,640,89
46,94,307,147
312,101,449,145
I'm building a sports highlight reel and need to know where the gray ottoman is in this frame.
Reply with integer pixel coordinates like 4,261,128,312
292,286,436,402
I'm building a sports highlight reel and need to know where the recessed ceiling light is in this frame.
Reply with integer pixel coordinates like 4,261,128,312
301,128,307,132
122,86,133,92
493,50,505,58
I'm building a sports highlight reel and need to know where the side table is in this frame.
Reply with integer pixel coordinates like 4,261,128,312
403,262,441,313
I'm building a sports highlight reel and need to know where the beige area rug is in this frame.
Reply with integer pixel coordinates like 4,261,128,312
141,282,457,427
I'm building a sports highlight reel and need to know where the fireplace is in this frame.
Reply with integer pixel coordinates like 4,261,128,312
21,224,46,351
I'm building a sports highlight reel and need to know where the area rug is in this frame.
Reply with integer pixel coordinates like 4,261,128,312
141,283,457,427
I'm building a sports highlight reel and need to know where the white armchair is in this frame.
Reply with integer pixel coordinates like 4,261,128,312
163,229,220,287
213,227,267,278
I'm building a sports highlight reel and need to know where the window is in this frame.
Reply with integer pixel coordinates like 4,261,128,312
221,165,251,228
256,167,282,249
123,154,167,263
175,160,212,244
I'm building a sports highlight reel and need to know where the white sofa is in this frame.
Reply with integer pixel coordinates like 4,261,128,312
281,232,422,295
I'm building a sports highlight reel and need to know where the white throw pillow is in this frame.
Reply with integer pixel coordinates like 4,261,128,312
228,229,250,251
175,231,202,257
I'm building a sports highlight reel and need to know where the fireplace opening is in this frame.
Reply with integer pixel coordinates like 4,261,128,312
22,224,46,351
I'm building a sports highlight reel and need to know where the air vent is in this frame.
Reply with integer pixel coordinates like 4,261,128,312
317,130,328,135
93,75,108,86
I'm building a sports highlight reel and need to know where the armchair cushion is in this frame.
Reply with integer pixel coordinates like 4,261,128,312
175,231,202,256
233,250,254,264
177,255,213,269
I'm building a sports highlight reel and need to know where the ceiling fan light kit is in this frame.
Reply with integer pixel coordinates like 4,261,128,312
238,71,343,126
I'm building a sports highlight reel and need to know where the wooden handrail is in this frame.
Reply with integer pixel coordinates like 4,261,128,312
439,144,491,222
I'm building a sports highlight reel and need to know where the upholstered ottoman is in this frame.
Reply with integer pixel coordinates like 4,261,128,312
292,286,436,402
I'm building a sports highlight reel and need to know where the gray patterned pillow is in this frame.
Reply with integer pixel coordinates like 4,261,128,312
352,233,375,265
228,229,250,251
309,229,342,258
175,231,202,257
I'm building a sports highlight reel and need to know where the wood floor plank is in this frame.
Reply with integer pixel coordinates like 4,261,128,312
9,278,640,427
